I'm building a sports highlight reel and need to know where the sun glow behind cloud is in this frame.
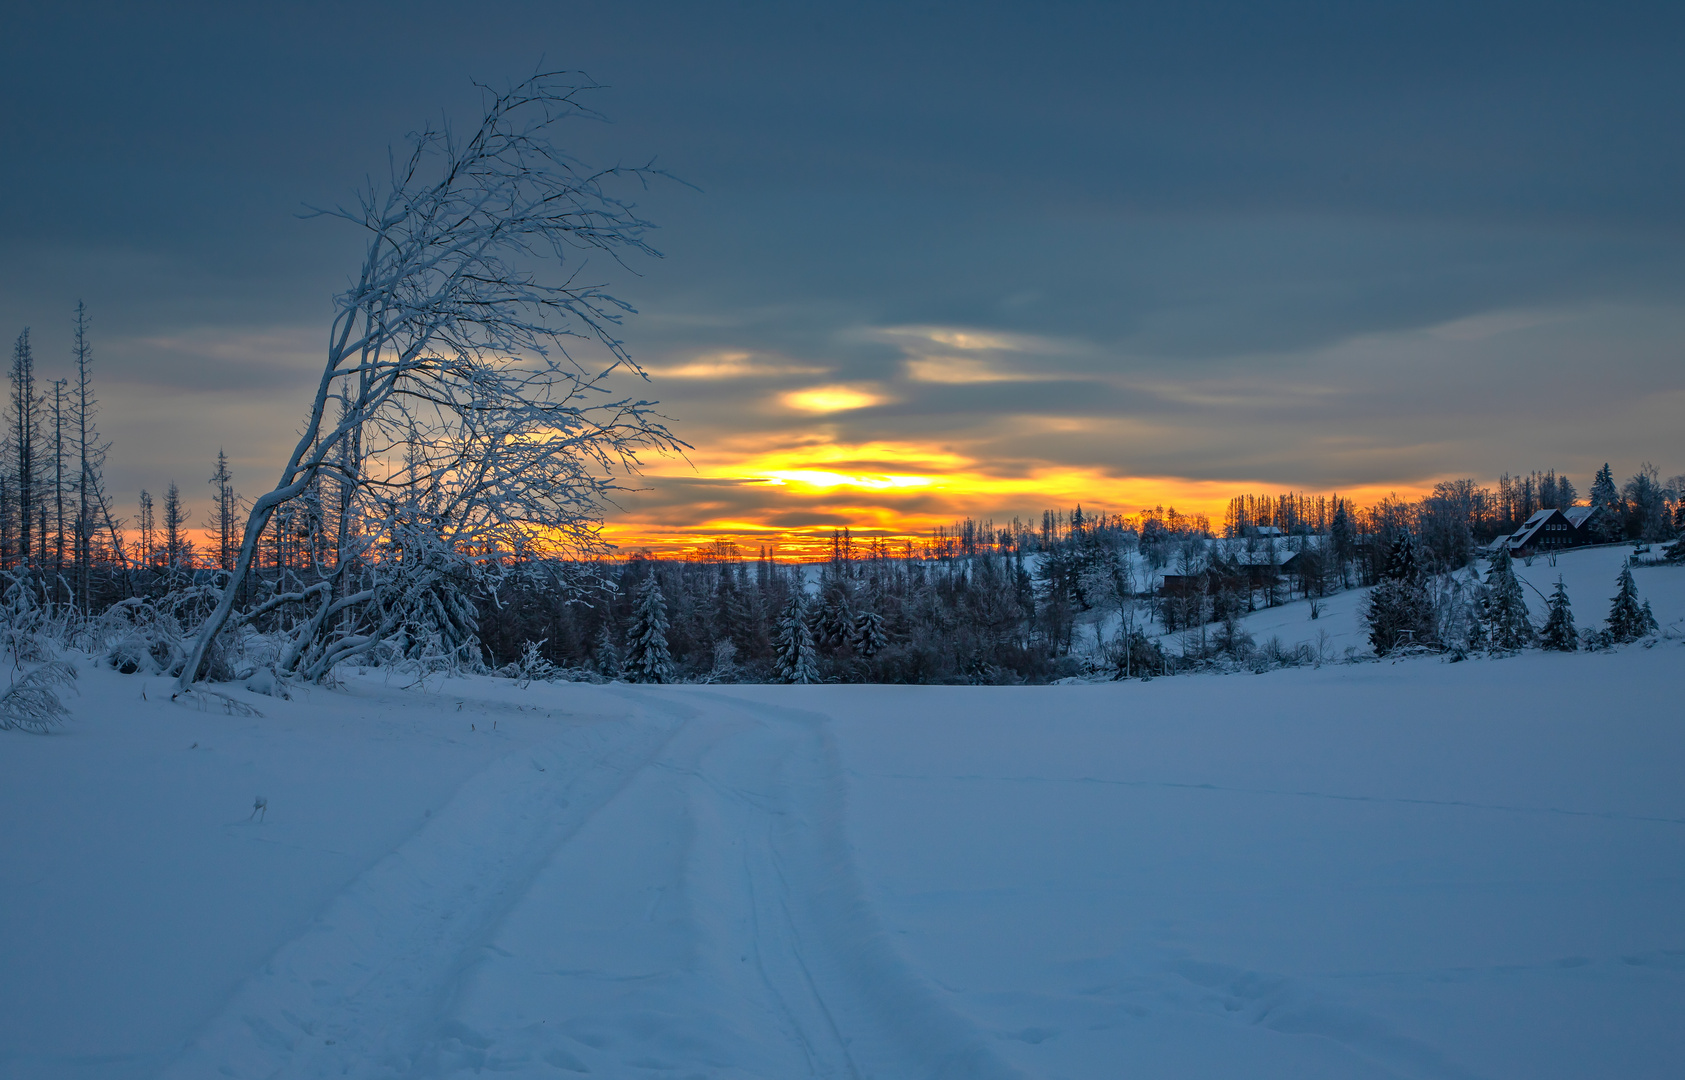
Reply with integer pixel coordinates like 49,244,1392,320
779,385,889,412
600,432,1433,558
644,351,831,379
590,319,1488,558
758,470,934,491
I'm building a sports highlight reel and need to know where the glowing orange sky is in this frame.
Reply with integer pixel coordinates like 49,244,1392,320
601,435,1435,559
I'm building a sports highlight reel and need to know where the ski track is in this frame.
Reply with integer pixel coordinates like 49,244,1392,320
160,704,684,1080
162,686,1023,1079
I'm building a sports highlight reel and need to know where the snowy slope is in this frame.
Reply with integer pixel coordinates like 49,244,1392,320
1146,543,1685,660
1,581,1683,1078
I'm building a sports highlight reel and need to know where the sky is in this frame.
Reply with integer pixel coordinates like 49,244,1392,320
3,1,1682,556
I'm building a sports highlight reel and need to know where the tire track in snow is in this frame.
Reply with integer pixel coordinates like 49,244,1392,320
707,693,1030,1080
158,701,683,1080
432,687,1027,1078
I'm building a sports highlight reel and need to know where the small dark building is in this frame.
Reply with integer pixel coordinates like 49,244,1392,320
1505,505,1616,555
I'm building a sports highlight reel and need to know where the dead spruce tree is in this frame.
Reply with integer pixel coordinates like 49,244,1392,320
177,73,684,691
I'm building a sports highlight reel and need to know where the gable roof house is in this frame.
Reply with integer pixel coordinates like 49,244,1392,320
1563,504,1619,541
1505,505,1616,555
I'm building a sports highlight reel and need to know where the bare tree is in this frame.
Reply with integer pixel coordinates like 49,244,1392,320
137,489,155,574
71,302,121,608
9,330,40,572
178,73,685,690
208,449,239,572
50,378,66,600
162,482,191,575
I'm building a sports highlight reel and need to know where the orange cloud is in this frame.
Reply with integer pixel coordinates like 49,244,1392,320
601,436,1435,558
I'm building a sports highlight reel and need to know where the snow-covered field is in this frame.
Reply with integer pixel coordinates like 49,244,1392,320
2,550,1682,1079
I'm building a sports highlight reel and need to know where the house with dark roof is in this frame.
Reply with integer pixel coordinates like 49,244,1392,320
1504,505,1617,555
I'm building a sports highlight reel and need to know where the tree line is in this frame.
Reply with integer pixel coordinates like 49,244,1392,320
0,313,1678,688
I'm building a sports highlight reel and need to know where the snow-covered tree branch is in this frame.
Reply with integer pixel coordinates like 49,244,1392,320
178,72,686,691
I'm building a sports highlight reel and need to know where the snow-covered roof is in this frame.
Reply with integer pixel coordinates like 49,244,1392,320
1563,506,1596,527
1507,519,1547,549
1522,509,1556,526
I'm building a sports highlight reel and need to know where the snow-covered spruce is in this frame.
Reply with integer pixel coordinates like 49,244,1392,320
1540,577,1578,651
1607,561,1657,643
1362,534,1435,655
624,574,675,684
774,590,820,684
1484,548,1535,652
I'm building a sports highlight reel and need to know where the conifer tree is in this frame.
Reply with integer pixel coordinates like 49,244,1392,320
816,572,855,650
1540,577,1577,651
1590,463,1620,516
774,590,820,684
623,574,675,683
1606,562,1650,643
853,608,887,657
1362,533,1434,654
1460,576,1490,654
594,622,623,678
1483,547,1534,652
1329,499,1356,587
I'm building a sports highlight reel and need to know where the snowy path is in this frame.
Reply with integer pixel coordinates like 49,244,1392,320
158,706,684,1078
162,688,1019,1079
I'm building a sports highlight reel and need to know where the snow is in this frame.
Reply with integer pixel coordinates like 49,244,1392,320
1,556,1682,1078
1144,543,1685,658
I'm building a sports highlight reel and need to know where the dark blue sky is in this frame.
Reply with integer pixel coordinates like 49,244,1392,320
3,1,1682,543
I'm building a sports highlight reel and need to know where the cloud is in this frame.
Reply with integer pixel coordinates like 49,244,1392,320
644,351,830,379
869,323,1091,384
870,325,1059,353
108,326,322,393
903,355,1040,384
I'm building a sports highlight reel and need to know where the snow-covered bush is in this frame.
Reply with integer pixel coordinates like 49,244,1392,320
0,574,60,663
496,639,557,687
0,660,77,734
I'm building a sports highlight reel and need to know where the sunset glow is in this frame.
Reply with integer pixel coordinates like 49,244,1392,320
601,433,1437,558
778,386,889,413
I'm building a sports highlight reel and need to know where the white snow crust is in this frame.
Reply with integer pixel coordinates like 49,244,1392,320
1,549,1681,1079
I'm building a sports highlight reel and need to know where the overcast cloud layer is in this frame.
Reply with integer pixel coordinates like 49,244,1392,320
3,2,1681,551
